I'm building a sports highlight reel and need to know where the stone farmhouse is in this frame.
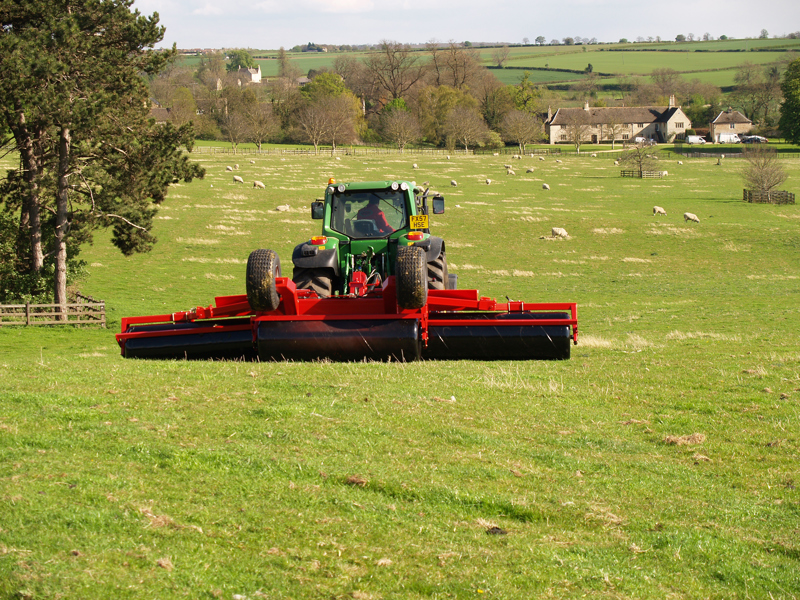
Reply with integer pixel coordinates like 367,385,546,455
236,65,262,85
709,108,752,142
546,96,691,145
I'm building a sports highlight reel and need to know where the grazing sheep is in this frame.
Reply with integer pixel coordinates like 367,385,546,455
677,160,683,165
234,164,239,170
335,157,341,160
614,160,619,166
551,227,569,238
538,156,545,161
486,179,492,185
250,160,256,164
233,175,244,183
556,159,563,164
276,204,291,212
446,155,451,160
492,153,499,156
506,169,515,175
684,212,700,223
450,180,457,187
226,166,233,171
653,206,667,216
542,183,550,190
513,154,521,160
526,168,535,173
253,180,265,189
591,153,597,157
661,171,669,177
412,163,418,169
504,164,512,169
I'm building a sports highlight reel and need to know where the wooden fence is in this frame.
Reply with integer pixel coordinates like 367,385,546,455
192,146,473,157
743,189,795,204
0,292,106,327
620,170,664,179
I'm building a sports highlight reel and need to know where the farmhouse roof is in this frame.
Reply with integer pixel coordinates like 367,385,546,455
549,106,680,126
711,108,751,125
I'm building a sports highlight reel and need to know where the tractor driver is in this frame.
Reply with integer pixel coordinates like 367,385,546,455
356,197,394,235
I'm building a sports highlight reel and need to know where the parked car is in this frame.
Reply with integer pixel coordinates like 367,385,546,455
742,135,769,143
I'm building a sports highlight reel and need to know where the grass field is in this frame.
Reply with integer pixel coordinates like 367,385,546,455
1,146,800,599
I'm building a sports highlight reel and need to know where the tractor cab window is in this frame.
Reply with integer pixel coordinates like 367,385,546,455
330,190,406,239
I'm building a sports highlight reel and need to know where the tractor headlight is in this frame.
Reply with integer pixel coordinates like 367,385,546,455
400,182,409,191
391,182,399,191
337,184,346,193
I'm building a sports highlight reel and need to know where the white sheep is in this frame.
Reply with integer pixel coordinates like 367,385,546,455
591,153,597,157
507,169,515,175
538,156,545,161
661,171,669,177
513,154,521,160
493,152,500,156
447,155,451,160
614,160,619,166
552,227,569,238
412,163,418,169
335,157,341,160
276,204,291,212
450,180,457,187
542,183,550,190
225,166,233,171
526,168,535,173
253,180,265,189
653,206,667,216
504,164,512,169
250,160,256,164
233,175,244,183
677,161,683,165
486,179,492,185
234,164,239,170
684,212,700,223
556,159,563,164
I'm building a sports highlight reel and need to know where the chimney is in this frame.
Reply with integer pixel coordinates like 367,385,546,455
669,94,675,107
583,101,590,111
547,105,552,122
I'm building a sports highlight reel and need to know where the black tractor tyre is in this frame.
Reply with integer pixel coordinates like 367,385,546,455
246,249,282,312
396,246,428,310
427,252,449,290
293,267,334,297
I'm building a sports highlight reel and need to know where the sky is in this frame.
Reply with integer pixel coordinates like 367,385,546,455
132,0,800,50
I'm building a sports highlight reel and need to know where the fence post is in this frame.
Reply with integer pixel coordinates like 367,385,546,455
26,302,30,325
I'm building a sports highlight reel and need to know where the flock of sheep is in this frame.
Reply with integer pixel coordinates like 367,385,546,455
225,162,265,188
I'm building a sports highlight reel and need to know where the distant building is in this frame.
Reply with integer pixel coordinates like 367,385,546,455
710,108,752,142
236,65,262,85
546,95,691,144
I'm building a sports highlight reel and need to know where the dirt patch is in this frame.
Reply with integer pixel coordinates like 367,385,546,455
664,433,706,446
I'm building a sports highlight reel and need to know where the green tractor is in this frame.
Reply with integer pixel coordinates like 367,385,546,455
246,179,455,312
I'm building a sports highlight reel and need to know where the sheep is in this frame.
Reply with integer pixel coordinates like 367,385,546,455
538,156,545,161
253,180,265,189
450,180,457,187
684,212,700,223
677,161,683,165
412,163,418,169
233,175,244,184
446,155,451,160
276,204,291,212
335,157,341,160
234,164,239,170
614,160,619,166
492,153,500,156
250,160,256,164
653,206,667,216
661,171,669,177
552,227,569,238
591,153,597,157
504,164,512,169
512,154,521,160
485,179,492,185
526,168,535,173
225,166,233,171
556,159,563,164
506,169,515,175
542,183,550,190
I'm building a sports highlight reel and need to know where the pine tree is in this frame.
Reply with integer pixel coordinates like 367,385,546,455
0,0,204,311
779,59,800,144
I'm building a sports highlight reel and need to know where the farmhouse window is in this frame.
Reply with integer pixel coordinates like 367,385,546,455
675,122,684,128
730,123,735,129
637,123,644,128
560,134,567,141
622,133,629,140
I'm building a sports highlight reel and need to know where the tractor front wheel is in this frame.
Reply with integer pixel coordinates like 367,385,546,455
396,246,428,309
293,267,334,297
427,252,449,290
246,249,282,312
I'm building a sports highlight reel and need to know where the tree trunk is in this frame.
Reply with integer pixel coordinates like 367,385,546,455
13,104,45,272
54,126,71,321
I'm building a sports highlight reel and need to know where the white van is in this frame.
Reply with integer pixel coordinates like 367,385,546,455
686,135,706,145
716,133,741,144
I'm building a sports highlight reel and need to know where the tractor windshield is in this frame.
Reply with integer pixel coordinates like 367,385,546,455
330,190,406,239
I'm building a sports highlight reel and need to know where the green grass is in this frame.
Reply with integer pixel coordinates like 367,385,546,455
1,148,800,599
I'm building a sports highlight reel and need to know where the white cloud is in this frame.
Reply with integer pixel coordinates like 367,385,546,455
192,2,224,16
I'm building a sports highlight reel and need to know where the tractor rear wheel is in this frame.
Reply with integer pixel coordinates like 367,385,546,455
396,246,428,309
293,267,334,297
427,252,449,290
246,249,282,312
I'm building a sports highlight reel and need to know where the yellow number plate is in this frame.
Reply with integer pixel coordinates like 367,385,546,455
410,215,429,230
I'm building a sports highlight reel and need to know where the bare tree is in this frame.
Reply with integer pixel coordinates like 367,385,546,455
500,109,542,153
221,109,249,154
741,145,787,192
492,45,511,67
650,68,683,99
618,143,658,175
381,110,421,152
320,95,360,154
295,103,329,154
604,117,625,150
443,106,489,151
246,102,280,151
364,40,426,101
559,112,592,154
